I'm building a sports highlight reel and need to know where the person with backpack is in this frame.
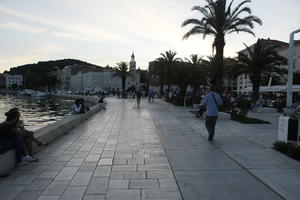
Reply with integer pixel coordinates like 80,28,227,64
203,87,223,142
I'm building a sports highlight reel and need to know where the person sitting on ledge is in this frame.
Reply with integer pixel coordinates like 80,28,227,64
0,108,38,163
14,113,48,155
72,99,82,114
98,95,106,110
79,98,89,113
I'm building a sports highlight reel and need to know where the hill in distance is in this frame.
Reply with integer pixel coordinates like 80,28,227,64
6,58,103,75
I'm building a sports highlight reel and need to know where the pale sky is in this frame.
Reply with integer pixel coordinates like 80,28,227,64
0,0,299,72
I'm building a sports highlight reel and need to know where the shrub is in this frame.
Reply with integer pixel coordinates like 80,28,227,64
273,141,300,161
231,98,251,117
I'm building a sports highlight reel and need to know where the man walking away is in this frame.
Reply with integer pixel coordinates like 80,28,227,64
203,87,223,142
136,90,142,108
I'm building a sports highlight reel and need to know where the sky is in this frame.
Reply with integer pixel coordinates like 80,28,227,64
0,0,299,72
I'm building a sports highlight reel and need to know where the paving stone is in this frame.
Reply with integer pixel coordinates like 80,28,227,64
54,167,78,181
71,172,93,186
137,164,170,171
56,155,73,162
85,154,101,162
60,186,87,200
85,178,109,195
128,158,145,165
124,171,146,179
39,171,59,179
108,180,129,189
101,150,115,158
83,195,105,200
12,175,37,184
42,180,70,196
106,189,140,200
159,179,178,189
130,179,159,189
13,190,42,200
141,189,182,200
37,196,61,200
114,158,127,165
73,151,89,159
78,162,97,172
46,162,67,171
93,166,111,177
110,172,125,180
0,184,25,200
112,165,137,171
24,179,52,191
146,171,174,179
66,158,84,167
133,154,150,159
145,158,169,165
115,153,133,159
98,158,113,165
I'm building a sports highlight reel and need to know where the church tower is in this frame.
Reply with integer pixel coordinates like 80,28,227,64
129,51,136,71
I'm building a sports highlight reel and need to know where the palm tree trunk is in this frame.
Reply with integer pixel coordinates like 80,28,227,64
214,35,225,94
122,76,126,94
160,83,164,95
252,76,260,101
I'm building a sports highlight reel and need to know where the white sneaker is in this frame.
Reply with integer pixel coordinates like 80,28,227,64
22,155,38,162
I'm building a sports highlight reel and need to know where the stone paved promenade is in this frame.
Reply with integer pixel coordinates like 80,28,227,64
1,98,300,200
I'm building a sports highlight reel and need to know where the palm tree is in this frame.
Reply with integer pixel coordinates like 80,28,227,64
185,54,203,67
233,39,287,101
182,0,262,93
159,50,181,91
185,54,209,92
151,57,166,94
113,62,131,95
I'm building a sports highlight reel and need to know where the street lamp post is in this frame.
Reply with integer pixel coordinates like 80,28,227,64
287,29,300,108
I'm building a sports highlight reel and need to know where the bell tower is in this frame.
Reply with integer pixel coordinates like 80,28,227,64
129,51,136,71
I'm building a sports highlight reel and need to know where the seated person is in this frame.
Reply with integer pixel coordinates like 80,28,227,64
72,99,82,114
15,117,48,155
98,95,106,110
0,108,38,163
79,98,89,113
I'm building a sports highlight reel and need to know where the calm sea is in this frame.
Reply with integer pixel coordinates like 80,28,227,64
0,94,74,131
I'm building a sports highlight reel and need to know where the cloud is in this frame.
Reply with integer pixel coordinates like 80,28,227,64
0,6,135,44
0,42,66,72
0,22,45,34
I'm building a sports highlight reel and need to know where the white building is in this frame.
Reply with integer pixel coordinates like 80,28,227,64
71,69,122,92
237,39,300,94
5,74,23,88
70,53,141,92
61,66,72,90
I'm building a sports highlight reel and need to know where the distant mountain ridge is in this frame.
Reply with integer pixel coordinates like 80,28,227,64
6,58,102,75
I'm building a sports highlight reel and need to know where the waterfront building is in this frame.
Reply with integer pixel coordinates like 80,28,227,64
5,74,23,89
0,73,5,88
237,39,300,94
70,68,122,92
60,64,102,90
70,53,141,92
